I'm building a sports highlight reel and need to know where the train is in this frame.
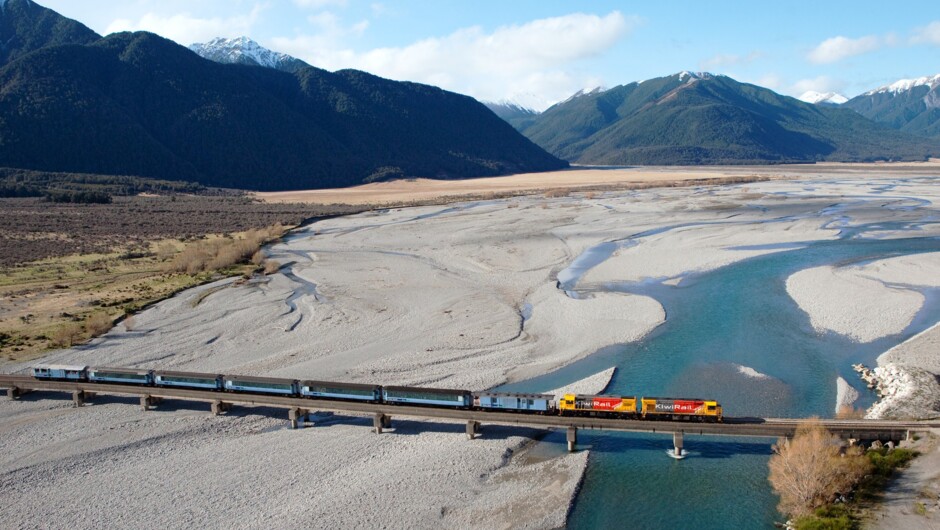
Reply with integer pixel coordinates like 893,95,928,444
30,364,723,422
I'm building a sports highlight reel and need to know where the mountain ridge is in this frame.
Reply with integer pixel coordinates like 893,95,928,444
0,3,567,190
512,72,939,165
845,73,940,138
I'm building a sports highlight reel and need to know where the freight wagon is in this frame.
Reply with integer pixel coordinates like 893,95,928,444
32,365,88,381
473,392,554,413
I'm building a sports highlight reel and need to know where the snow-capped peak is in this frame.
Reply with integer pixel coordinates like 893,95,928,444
561,86,606,104
677,71,716,82
798,91,848,105
863,74,940,96
490,92,554,113
189,36,308,72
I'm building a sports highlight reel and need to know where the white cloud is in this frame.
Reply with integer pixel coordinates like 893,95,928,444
271,11,638,109
807,35,881,64
293,0,348,8
791,76,846,96
105,5,265,45
699,51,763,71
745,74,784,92
911,21,940,45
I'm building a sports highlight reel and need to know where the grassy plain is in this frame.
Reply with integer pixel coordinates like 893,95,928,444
0,196,366,363
255,162,940,206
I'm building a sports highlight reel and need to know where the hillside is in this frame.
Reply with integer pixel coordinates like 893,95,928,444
0,4,566,191
844,75,940,138
515,73,939,165
0,0,99,64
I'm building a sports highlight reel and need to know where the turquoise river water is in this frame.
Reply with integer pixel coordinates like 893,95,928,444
500,222,940,528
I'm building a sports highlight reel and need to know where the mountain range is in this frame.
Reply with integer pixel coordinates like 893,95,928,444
509,72,938,165
0,0,566,191
843,74,940,138
0,0,938,189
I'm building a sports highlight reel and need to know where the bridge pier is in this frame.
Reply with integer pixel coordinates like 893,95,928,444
466,420,481,440
7,386,23,400
288,408,310,429
72,390,86,408
140,395,159,411
567,427,578,452
673,431,684,456
374,413,391,434
210,400,230,416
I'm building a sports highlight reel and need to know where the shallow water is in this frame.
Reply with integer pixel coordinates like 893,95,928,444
501,232,940,528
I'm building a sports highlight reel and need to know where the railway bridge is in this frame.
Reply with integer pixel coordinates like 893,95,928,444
1,374,935,455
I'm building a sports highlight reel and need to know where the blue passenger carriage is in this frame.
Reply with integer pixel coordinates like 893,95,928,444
31,364,88,381
87,367,153,385
382,386,472,408
300,380,381,402
473,392,555,413
223,375,298,395
154,371,223,391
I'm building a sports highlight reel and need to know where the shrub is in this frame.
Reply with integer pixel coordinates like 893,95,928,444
769,419,872,517
165,224,286,274
50,322,84,347
263,260,281,275
85,312,114,337
543,188,569,198
794,504,856,529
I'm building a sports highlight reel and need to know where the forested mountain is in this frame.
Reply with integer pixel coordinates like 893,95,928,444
0,0,98,64
0,2,566,191
512,72,939,165
844,75,940,138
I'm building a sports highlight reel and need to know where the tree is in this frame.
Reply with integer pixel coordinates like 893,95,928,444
768,418,871,518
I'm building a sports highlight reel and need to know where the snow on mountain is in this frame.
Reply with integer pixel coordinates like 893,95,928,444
189,37,309,73
677,71,719,82
560,86,607,105
864,74,940,96
798,91,848,105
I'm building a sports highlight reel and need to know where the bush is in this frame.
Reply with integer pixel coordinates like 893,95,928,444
794,504,856,530
165,224,285,274
263,260,281,275
85,312,114,337
50,322,84,347
769,419,872,517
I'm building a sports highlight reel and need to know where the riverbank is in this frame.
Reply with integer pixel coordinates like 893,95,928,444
4,171,940,527
784,252,940,420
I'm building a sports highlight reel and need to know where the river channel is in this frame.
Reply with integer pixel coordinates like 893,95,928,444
499,210,940,527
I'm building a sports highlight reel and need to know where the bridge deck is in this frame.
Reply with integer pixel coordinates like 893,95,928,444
1,375,934,441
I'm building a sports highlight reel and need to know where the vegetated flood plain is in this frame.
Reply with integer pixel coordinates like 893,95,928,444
499,203,940,526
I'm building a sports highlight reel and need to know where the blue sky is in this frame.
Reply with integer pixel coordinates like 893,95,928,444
39,0,940,110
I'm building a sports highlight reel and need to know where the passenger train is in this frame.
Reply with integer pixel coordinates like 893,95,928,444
30,364,723,422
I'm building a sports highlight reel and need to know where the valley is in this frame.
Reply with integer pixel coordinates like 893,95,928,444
3,166,940,527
